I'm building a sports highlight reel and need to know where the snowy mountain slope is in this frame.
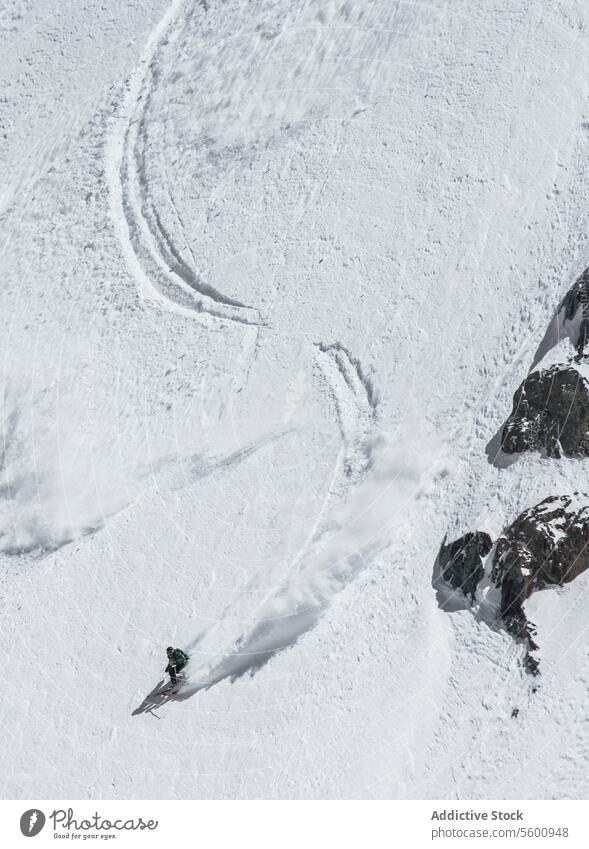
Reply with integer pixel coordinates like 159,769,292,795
2,0,589,799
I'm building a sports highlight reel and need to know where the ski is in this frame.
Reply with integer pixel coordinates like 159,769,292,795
154,684,180,696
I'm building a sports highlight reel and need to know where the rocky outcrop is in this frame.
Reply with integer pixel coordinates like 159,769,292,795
493,494,589,597
559,266,589,357
444,270,589,677
501,365,589,458
492,494,589,674
438,495,589,675
497,267,589,462
438,531,493,599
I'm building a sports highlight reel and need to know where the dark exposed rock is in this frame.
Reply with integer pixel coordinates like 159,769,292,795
501,365,589,458
438,531,493,599
438,495,589,676
491,494,589,674
493,494,589,592
559,266,589,357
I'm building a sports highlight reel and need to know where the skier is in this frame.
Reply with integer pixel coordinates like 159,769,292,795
165,646,189,686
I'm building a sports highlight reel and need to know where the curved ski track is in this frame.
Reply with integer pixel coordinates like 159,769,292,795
136,343,380,699
107,0,263,326
108,0,383,695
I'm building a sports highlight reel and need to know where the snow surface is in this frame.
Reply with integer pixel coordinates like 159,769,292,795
2,0,589,799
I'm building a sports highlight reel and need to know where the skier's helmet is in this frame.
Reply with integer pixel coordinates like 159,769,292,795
166,646,174,654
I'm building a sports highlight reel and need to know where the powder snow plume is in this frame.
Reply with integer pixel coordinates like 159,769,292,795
0,387,167,556
182,421,450,689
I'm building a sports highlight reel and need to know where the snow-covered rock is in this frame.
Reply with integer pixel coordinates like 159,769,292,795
442,495,589,676
558,266,589,357
502,365,589,458
494,494,589,596
438,531,493,600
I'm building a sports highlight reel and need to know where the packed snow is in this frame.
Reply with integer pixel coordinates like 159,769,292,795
2,0,589,799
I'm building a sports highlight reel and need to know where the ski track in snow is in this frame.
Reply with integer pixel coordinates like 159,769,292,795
106,0,264,327
5,0,589,800
313,342,379,485
134,342,381,706
105,0,390,698
182,343,380,689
